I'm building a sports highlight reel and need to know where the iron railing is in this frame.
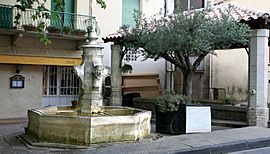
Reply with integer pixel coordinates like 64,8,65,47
0,4,91,33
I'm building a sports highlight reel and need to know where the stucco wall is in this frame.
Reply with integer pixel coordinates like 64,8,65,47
92,0,122,39
0,64,42,119
212,49,248,101
211,0,270,102
141,0,164,18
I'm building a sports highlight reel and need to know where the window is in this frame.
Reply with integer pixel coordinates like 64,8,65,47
175,0,205,11
42,66,81,96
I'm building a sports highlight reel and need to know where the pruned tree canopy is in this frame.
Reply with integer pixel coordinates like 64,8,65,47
120,8,251,97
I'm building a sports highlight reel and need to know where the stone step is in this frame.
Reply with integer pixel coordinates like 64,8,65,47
212,119,248,128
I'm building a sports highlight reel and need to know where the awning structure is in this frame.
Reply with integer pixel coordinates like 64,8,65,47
0,46,82,66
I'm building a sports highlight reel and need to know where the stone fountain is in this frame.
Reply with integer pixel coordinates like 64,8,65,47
24,18,151,146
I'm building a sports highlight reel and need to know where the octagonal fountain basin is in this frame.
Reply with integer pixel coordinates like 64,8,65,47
26,106,151,146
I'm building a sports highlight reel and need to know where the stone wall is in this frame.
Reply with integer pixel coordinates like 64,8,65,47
0,64,43,119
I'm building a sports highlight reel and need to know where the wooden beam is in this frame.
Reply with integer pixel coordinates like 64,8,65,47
0,55,82,66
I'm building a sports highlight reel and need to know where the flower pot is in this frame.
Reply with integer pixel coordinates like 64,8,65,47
71,100,79,107
156,105,186,135
46,26,61,34
156,105,211,135
22,25,37,31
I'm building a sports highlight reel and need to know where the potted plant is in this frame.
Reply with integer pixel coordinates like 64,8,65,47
22,24,37,31
62,26,71,35
155,91,211,135
72,29,86,36
46,26,61,33
71,99,80,108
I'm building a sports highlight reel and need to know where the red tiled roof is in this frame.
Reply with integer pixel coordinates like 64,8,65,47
103,3,269,43
102,33,122,43
207,3,267,21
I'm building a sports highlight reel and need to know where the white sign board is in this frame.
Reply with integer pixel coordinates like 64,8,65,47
186,106,211,133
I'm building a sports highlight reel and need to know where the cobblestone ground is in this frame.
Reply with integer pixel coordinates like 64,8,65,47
0,122,232,154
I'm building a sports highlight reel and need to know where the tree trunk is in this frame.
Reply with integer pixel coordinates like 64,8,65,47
182,70,193,98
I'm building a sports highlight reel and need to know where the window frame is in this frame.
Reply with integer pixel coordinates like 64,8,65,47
42,65,81,97
175,0,207,11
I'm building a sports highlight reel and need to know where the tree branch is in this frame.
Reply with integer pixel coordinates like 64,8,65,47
193,53,208,70
175,51,185,66
184,52,192,71
160,53,184,69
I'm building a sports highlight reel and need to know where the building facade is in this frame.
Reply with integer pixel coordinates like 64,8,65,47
0,0,166,120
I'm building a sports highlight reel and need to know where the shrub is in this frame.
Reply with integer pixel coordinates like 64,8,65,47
220,95,238,106
156,91,197,113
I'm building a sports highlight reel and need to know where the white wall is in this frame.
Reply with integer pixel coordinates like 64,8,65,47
212,49,248,101
0,64,43,119
211,0,270,102
92,0,122,39
141,0,164,18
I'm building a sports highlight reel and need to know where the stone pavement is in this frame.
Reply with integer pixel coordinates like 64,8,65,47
1,123,270,154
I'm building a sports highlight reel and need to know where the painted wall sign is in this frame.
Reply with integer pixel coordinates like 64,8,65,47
10,75,25,88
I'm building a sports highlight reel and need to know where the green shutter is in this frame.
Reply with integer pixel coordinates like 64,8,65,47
0,5,13,29
50,0,74,28
64,0,74,27
50,0,62,28
122,0,140,27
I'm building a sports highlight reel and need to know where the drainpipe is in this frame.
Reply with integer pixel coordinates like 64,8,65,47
89,0,92,17
164,0,167,90
164,0,167,16
209,54,213,99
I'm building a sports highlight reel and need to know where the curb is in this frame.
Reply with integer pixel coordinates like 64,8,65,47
169,137,270,154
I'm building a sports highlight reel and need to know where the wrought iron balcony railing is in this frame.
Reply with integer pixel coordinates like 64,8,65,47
0,4,91,34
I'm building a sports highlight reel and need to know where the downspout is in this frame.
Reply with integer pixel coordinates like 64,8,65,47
164,0,168,90
245,47,250,105
209,54,213,99
164,0,167,16
89,0,92,17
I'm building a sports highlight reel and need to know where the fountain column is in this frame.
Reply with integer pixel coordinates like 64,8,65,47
80,17,104,113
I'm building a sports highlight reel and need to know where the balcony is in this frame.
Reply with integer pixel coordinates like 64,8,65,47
0,4,91,37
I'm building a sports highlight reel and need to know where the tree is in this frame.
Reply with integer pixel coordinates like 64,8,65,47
120,8,250,98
